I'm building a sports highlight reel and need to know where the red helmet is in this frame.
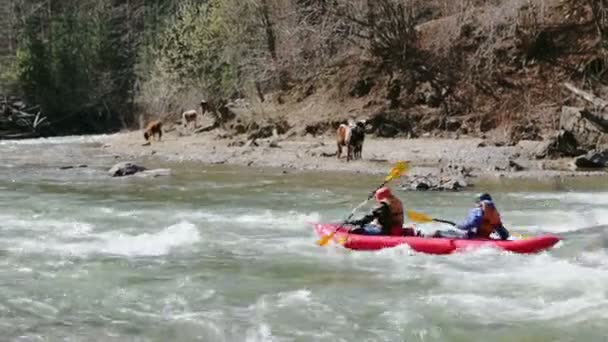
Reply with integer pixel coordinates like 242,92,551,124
375,187,392,201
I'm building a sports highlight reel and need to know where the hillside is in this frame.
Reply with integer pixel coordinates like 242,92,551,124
0,0,606,162
220,0,600,143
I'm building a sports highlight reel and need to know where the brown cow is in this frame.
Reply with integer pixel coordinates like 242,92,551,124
336,121,366,161
143,120,163,142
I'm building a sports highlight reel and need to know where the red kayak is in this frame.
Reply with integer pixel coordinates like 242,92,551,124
314,223,561,254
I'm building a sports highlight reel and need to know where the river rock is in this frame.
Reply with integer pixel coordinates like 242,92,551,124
560,106,607,151
534,130,584,159
109,162,147,177
135,168,172,178
403,162,472,191
508,160,525,171
402,174,469,191
574,149,608,169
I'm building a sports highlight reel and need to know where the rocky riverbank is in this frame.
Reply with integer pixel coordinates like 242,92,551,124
101,126,607,190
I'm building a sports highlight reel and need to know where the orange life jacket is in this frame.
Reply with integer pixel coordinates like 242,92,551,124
380,196,404,236
477,201,502,238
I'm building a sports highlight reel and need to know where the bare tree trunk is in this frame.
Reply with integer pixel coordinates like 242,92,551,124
260,0,277,60
589,0,608,61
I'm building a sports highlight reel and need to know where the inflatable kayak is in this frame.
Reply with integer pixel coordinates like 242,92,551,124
314,223,560,254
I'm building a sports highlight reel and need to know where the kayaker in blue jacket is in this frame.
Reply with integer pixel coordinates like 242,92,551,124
433,193,510,240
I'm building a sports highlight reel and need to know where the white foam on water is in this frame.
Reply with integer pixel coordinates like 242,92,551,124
0,214,94,237
426,291,606,324
97,221,201,257
500,208,608,233
245,324,275,342
0,134,111,146
508,192,608,205
276,290,312,308
577,250,608,270
175,209,321,231
8,221,201,257
414,251,608,325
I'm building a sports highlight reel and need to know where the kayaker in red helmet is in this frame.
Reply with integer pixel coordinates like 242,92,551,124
347,186,416,236
433,193,510,240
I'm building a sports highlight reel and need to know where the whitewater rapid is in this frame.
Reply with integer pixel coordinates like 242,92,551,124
0,135,606,341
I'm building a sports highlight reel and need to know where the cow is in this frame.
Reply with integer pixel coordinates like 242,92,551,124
336,120,366,161
143,120,163,142
182,100,209,129
351,121,366,159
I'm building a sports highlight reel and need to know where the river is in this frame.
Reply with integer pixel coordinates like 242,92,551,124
0,136,607,341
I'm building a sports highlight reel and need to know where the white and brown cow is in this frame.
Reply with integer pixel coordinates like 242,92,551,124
336,120,366,161
182,100,209,129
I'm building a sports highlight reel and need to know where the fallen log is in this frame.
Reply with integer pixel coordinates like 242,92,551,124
563,82,608,110
0,95,49,138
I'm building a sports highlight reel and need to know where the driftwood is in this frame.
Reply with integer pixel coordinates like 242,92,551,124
194,122,219,133
563,82,608,110
0,95,48,139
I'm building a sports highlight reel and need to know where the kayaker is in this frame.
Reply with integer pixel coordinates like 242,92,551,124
433,193,510,240
346,186,415,236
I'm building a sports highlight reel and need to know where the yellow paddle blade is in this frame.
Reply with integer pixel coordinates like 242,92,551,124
406,209,434,223
317,231,337,246
337,236,348,245
384,161,409,182
512,232,529,239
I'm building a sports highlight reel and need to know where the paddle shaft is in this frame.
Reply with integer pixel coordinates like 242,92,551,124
342,179,392,223
317,161,408,246
433,218,456,226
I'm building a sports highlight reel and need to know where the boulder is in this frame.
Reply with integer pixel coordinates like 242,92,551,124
574,150,608,169
508,160,525,171
439,177,468,191
534,130,584,159
410,179,431,191
560,106,606,151
402,172,469,192
109,162,147,177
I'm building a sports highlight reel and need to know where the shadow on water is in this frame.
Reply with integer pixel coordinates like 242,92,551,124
474,175,608,192
556,224,608,256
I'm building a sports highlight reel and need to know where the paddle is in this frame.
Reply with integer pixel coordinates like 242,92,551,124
406,210,456,226
317,161,409,246
406,209,528,239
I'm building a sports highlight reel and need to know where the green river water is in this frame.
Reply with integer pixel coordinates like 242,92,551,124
0,135,607,341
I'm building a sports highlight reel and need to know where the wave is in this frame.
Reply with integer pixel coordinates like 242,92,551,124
0,214,94,237
7,221,200,257
507,192,608,205
174,209,321,230
502,208,608,233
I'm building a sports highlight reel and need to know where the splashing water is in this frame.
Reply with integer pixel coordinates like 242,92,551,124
0,135,607,341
